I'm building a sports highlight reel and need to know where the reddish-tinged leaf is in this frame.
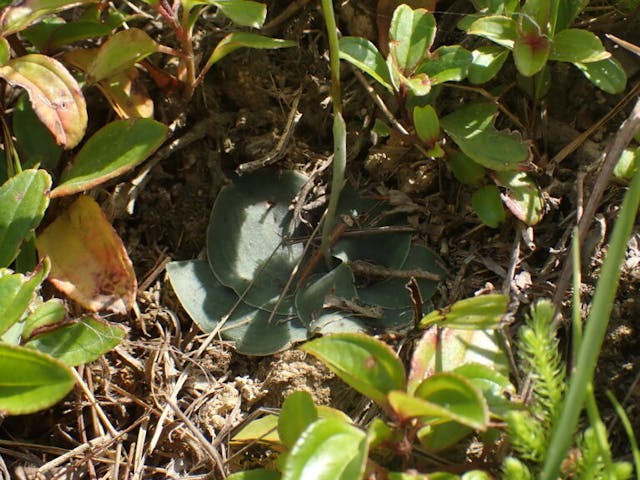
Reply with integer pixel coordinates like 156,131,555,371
0,0,95,36
0,54,87,148
36,196,137,314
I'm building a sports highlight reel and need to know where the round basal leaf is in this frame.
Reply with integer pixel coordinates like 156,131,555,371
0,169,51,268
205,32,296,70
417,45,472,85
339,36,392,91
495,171,544,225
453,363,515,418
166,260,308,355
207,170,308,314
472,185,505,228
449,151,486,185
573,57,627,94
279,391,318,449
87,28,159,83
419,293,508,329
413,104,440,144
51,118,168,197
22,298,66,340
408,327,510,394
468,46,509,84
295,262,358,327
388,5,436,74
0,259,49,336
282,418,367,480
301,333,406,408
549,29,609,63
35,196,137,315
0,343,74,415
25,316,124,366
467,15,517,49
0,54,87,148
13,94,63,172
358,245,443,309
441,103,529,171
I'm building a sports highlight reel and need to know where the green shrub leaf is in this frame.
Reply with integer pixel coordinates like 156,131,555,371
0,169,51,267
339,36,392,91
468,46,509,84
549,29,609,63
206,32,296,70
52,118,168,197
0,0,95,35
419,293,508,330
278,391,318,449
22,299,66,340
472,185,505,228
0,343,74,415
495,171,544,225
417,45,472,84
301,333,405,408
573,57,627,94
413,104,440,144
226,470,280,480
282,418,367,480
0,259,49,336
210,0,266,28
388,5,436,74
467,15,517,49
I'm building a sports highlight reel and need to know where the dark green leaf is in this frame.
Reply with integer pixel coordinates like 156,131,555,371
472,185,505,228
0,0,96,35
52,119,168,197
573,57,627,94
448,151,486,185
282,418,367,480
0,343,74,415
468,46,509,84
302,333,405,408
0,38,9,65
0,169,51,267
441,103,529,171
549,29,609,63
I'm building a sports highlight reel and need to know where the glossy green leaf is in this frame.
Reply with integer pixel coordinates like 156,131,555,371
207,170,307,313
389,373,488,429
210,0,266,28
408,327,509,394
52,119,168,197
339,36,392,91
206,32,296,70
513,32,550,76
419,294,508,329
472,185,505,228
279,391,318,449
449,151,486,185
366,417,396,449
453,363,514,418
302,333,406,408
166,260,308,355
0,343,74,415
22,298,65,340
468,46,509,84
0,0,95,35
282,418,367,480
0,260,48,335
0,38,9,65
441,103,529,171
495,171,544,225
231,414,280,446
555,0,589,32
26,316,124,366
0,169,51,267
573,57,627,94
87,28,158,83
227,470,280,480
549,29,609,63
0,54,87,148
418,421,473,452
417,45,472,84
467,15,517,49
413,104,440,144
13,95,63,172
388,5,436,74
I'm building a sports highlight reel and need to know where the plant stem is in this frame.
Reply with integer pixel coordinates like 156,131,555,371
319,0,346,266
541,162,640,479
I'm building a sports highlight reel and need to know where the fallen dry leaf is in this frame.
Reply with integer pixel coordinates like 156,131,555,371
36,195,137,314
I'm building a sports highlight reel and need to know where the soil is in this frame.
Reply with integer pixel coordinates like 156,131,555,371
3,1,640,479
